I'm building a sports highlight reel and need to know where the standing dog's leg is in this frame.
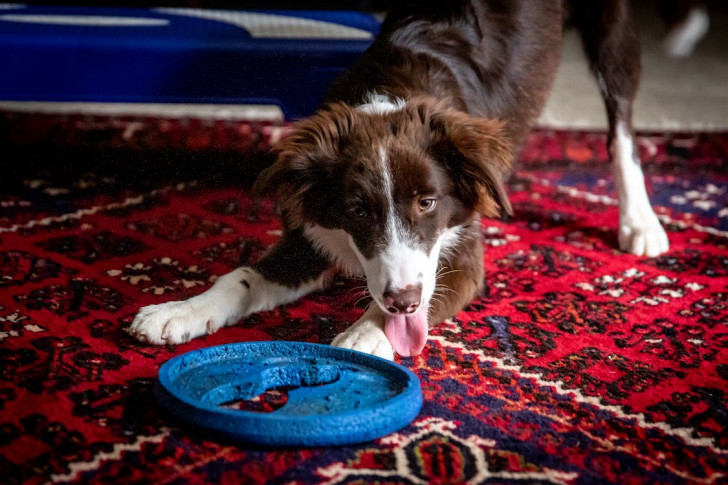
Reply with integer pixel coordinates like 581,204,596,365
658,0,709,57
128,230,331,344
573,0,669,256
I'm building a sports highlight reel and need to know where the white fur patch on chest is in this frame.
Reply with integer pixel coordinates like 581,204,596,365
303,224,364,276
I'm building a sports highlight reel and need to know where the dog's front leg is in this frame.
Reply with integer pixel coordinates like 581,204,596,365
331,304,394,361
573,0,669,256
128,230,331,345
330,263,480,361
331,227,486,360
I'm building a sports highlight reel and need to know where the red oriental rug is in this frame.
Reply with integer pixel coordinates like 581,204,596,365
1,118,728,484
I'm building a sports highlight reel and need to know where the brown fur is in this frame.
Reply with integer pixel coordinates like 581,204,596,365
254,0,647,338
130,0,658,354
255,97,512,229
326,0,564,152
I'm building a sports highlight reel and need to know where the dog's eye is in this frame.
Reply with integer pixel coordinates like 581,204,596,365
418,198,437,212
347,205,368,218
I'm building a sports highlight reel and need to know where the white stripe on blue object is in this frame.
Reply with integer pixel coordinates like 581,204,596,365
0,14,169,26
155,8,374,40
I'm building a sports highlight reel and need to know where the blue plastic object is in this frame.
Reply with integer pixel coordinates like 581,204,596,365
0,6,379,119
155,341,423,447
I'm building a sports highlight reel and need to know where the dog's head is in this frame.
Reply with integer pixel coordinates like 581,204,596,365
255,96,512,355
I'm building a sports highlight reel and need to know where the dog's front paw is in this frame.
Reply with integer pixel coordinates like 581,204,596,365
128,300,213,345
618,211,669,257
331,312,394,361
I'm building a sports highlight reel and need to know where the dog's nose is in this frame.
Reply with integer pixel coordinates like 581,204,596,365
383,285,422,314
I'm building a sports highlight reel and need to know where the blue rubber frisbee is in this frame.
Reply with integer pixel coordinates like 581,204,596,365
155,341,422,447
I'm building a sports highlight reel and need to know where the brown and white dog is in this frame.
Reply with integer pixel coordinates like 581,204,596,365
129,0,669,359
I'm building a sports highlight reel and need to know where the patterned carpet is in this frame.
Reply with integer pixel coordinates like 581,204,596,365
1,116,728,484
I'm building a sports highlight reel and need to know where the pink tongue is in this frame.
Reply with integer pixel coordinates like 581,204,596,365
384,306,429,357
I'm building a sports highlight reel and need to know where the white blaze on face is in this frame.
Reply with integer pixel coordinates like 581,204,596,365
345,147,450,356
346,148,431,308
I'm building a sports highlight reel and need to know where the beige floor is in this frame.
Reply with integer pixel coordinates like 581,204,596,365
3,5,725,132
539,4,728,132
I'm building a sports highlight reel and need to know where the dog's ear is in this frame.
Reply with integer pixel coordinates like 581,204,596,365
253,104,357,224
428,107,513,219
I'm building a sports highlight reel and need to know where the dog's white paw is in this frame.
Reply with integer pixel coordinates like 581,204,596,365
618,212,669,257
127,266,262,345
127,300,216,345
331,313,394,361
127,266,330,345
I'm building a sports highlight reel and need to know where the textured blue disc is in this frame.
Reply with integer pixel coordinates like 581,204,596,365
155,341,423,447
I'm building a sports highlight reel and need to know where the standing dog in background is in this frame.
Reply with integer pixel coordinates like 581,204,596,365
656,0,710,57
129,0,669,359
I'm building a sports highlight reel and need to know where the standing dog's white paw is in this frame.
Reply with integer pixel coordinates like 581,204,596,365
618,211,669,257
331,308,394,361
610,123,670,258
128,299,216,345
